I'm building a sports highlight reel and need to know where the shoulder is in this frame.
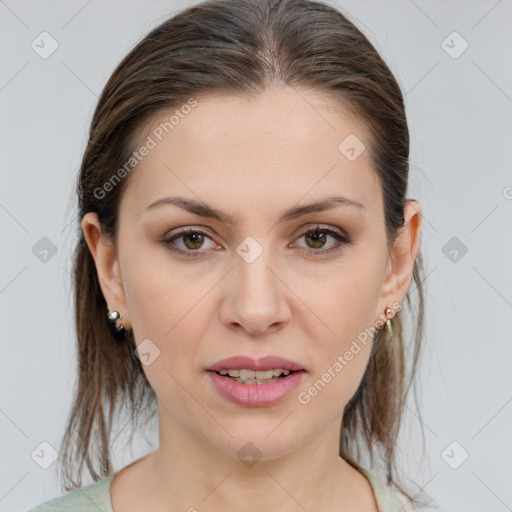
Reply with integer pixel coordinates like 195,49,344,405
25,474,115,512
360,468,415,512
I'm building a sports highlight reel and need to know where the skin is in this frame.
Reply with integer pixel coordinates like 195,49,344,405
82,86,422,512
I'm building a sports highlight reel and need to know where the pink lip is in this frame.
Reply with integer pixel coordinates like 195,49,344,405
207,355,305,372
206,369,307,407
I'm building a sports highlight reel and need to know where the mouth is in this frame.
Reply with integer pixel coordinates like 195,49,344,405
205,355,306,406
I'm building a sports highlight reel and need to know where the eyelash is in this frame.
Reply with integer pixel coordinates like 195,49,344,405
160,225,350,258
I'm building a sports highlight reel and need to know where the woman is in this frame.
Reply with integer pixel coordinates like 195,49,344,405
28,0,428,510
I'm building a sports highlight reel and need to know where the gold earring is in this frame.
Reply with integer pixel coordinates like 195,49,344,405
384,307,393,335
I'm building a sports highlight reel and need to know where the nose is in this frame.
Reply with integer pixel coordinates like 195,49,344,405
220,247,291,336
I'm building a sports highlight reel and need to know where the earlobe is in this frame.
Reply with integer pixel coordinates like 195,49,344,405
81,212,131,330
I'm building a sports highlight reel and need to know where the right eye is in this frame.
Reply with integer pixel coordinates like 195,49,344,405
160,227,220,257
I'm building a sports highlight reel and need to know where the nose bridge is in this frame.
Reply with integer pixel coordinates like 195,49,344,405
227,235,288,332
236,236,279,302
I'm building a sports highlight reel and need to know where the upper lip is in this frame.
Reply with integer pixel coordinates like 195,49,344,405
207,355,305,372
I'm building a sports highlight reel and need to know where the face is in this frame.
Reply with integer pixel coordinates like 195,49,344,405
84,86,419,461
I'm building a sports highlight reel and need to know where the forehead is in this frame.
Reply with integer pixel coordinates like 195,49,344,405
121,86,381,221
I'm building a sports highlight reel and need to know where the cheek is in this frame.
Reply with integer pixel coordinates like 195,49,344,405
298,292,374,419
295,258,381,407
122,245,209,340
121,258,204,416
302,258,381,351
121,249,216,381
123,263,172,340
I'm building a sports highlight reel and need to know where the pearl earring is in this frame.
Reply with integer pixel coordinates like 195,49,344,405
107,308,125,332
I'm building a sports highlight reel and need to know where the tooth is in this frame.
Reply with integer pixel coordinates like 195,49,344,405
255,370,275,379
232,377,282,385
221,368,293,379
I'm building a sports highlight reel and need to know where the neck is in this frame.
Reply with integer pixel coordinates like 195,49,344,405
128,405,378,512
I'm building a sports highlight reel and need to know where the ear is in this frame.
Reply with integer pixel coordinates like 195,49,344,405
81,212,132,330
376,199,422,322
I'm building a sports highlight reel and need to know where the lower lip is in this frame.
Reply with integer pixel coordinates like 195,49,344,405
206,370,306,407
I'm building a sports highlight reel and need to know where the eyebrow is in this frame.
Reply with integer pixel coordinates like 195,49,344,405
144,195,365,224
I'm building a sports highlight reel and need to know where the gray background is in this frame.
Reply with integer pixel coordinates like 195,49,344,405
1,1,511,511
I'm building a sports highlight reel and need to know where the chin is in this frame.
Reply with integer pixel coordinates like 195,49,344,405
200,419,306,464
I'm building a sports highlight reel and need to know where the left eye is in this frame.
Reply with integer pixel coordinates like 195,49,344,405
293,225,350,255
161,225,349,257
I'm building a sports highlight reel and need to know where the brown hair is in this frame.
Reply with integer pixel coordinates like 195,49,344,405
61,0,428,508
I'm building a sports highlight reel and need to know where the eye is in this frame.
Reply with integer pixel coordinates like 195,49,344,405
161,227,219,257
292,225,350,256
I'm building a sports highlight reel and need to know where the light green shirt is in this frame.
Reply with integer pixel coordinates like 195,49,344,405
26,467,406,511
